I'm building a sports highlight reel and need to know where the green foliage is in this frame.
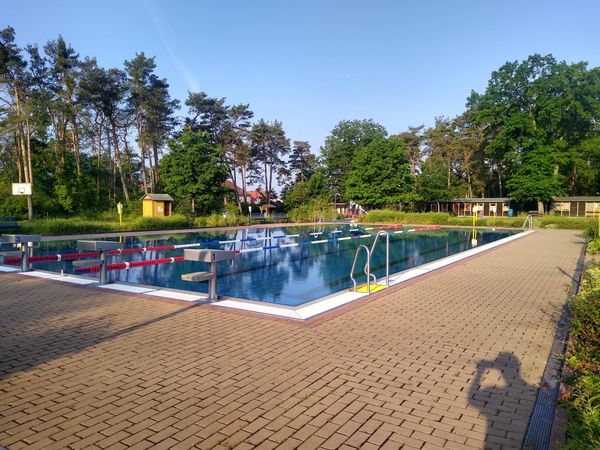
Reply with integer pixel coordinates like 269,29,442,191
160,130,228,215
539,216,595,232
320,119,387,195
360,210,526,227
562,374,600,449
283,169,329,209
197,212,249,228
562,262,600,449
506,147,565,202
18,214,194,235
346,137,412,208
288,198,335,223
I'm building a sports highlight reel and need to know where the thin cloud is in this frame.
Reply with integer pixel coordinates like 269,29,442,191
142,0,200,92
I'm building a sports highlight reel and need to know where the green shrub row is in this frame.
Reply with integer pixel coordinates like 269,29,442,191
17,213,250,236
562,264,600,448
360,210,600,231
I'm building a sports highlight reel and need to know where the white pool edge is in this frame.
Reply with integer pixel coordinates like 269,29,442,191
0,229,534,317
213,230,535,320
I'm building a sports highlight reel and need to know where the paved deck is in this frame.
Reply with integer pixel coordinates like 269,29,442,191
0,229,584,449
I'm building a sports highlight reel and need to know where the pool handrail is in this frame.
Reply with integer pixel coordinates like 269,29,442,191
521,214,533,231
350,244,371,293
371,230,390,288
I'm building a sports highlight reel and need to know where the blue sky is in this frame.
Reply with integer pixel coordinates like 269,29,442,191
4,0,600,153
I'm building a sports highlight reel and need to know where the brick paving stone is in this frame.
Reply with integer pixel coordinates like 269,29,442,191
0,229,583,449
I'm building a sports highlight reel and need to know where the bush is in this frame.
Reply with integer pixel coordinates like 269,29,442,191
562,375,600,449
200,212,249,228
561,262,600,449
540,216,595,232
361,210,524,228
359,210,600,230
288,198,335,223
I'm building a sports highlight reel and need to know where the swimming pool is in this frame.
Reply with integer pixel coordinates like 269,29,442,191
30,225,517,306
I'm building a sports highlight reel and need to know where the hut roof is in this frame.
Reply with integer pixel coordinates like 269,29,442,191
142,193,174,202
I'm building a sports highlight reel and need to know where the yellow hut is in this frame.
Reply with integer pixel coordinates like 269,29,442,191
142,193,174,218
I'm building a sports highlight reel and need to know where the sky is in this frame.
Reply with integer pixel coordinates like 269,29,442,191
4,0,600,154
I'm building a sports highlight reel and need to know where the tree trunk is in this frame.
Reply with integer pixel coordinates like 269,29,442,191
497,166,503,198
241,167,248,203
110,120,130,201
152,141,160,186
137,118,148,194
106,127,114,200
123,129,134,186
229,163,242,213
71,126,81,176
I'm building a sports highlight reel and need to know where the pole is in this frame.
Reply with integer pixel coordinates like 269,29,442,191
100,250,107,285
20,243,29,272
117,202,123,227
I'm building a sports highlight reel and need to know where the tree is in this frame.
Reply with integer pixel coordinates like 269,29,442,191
469,54,600,202
423,117,460,192
345,137,412,208
160,130,228,214
320,119,387,196
250,119,290,205
126,57,178,192
0,26,35,219
79,65,130,201
288,140,317,183
221,103,253,211
124,52,156,194
392,125,423,193
44,36,82,175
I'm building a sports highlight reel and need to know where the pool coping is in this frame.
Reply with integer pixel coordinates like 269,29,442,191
0,229,534,320
212,230,534,319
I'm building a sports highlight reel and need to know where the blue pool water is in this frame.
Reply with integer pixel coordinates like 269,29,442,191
25,225,518,306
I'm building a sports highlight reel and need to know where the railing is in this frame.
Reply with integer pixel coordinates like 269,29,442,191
350,245,372,293
349,230,390,293
371,231,390,287
522,214,534,231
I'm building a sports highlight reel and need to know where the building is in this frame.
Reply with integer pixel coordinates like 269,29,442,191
430,198,510,216
223,180,267,205
142,193,174,218
550,196,600,217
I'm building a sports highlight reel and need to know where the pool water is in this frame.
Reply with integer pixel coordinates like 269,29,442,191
28,225,517,306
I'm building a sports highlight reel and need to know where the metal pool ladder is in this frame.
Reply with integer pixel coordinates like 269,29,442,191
521,214,533,231
349,230,390,293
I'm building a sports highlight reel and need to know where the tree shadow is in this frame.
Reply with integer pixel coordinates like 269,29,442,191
469,352,537,449
0,278,200,381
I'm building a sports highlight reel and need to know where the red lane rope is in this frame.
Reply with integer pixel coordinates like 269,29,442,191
75,256,185,273
373,224,404,230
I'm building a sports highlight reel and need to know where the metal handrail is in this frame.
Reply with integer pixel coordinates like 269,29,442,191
521,214,533,231
371,230,390,287
350,245,371,293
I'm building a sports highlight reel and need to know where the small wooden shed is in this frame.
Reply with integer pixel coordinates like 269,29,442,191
142,193,174,218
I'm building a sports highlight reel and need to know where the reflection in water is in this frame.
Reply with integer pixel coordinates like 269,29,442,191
32,226,515,306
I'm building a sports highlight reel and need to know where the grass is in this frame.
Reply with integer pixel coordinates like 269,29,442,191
561,263,600,448
360,209,599,232
18,213,250,235
16,209,600,236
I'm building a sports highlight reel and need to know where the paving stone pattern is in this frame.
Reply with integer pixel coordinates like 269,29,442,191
0,230,583,449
